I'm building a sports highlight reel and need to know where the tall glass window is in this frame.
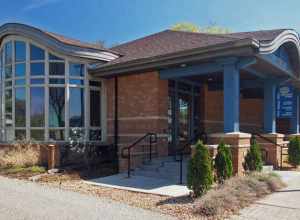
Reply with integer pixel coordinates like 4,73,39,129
1,38,103,142
30,87,45,127
49,87,65,127
15,87,26,127
69,88,84,127
15,41,26,62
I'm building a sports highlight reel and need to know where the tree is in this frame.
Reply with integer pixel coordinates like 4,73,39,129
171,22,231,34
171,22,200,33
187,140,213,197
214,141,233,183
243,140,263,172
288,136,300,167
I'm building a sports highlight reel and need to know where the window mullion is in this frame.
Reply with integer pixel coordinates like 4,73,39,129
65,60,69,141
26,42,30,140
45,52,49,141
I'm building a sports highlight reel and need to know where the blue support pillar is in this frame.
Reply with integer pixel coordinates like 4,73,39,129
291,91,299,134
263,80,277,133
223,62,240,133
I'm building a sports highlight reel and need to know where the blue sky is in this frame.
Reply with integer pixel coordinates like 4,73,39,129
1,0,300,47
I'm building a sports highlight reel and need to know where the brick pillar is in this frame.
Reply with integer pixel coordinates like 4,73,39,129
257,133,284,168
208,132,251,175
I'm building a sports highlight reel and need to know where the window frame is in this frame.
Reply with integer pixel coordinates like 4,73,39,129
0,36,106,143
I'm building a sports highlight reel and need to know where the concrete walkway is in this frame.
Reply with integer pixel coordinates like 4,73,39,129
0,176,175,220
230,171,300,220
85,173,190,197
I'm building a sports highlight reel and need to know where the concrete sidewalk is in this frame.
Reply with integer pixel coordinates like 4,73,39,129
230,171,300,220
0,176,175,220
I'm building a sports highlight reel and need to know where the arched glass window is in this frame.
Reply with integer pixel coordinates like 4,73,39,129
0,37,104,142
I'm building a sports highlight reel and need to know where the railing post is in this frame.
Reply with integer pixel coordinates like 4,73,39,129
179,153,183,184
128,149,131,178
149,134,153,162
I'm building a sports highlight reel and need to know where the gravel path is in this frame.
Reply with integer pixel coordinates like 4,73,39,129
230,171,300,220
0,176,175,220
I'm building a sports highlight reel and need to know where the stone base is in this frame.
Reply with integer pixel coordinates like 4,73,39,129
255,133,284,168
208,132,251,175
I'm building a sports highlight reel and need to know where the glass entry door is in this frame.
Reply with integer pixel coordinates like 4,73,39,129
168,81,201,155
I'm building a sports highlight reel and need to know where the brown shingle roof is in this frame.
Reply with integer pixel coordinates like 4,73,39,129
101,29,288,68
45,31,107,51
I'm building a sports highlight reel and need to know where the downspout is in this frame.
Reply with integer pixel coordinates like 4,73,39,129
114,76,119,171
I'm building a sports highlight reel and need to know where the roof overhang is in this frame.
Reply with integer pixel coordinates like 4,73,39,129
0,23,120,62
90,38,260,77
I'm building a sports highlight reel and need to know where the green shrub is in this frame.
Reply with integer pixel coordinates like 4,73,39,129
288,136,300,166
214,141,233,183
187,140,213,197
243,140,263,172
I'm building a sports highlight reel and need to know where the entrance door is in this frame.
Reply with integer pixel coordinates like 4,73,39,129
168,81,201,155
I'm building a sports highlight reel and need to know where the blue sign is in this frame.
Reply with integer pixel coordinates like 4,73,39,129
277,86,293,118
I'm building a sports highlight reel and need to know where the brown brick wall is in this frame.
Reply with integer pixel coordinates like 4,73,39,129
106,71,169,171
201,85,264,133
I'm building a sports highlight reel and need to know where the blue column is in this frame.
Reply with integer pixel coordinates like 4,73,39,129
223,63,240,133
263,80,277,133
291,91,299,134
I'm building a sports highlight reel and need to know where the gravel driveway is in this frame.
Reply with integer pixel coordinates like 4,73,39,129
0,176,175,220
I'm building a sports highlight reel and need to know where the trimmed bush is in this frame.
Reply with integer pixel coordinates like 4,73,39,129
288,136,300,167
214,141,233,183
187,140,213,197
243,140,263,172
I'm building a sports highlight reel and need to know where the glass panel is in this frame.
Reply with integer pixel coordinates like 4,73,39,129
4,41,12,64
5,65,12,78
15,129,26,140
69,79,84,85
69,63,84,77
49,62,65,75
15,63,26,77
89,81,101,87
69,88,84,127
69,128,85,140
15,41,26,62
5,128,14,141
15,79,26,85
49,130,65,141
90,90,101,127
30,79,44,84
30,44,45,60
5,80,12,87
49,87,65,127
30,87,44,127
30,63,44,76
5,114,12,126
49,78,65,84
31,130,44,141
5,89,12,113
89,129,101,141
15,87,26,127
49,53,64,61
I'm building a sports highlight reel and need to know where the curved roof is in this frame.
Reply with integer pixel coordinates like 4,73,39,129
0,23,120,62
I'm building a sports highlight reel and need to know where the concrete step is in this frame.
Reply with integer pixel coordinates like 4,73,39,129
262,165,274,172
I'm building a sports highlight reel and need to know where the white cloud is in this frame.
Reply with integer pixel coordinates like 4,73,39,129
23,0,60,11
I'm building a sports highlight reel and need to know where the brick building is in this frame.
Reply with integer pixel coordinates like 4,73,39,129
1,23,300,174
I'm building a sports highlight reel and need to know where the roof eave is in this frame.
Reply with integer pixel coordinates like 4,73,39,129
90,38,259,77
0,23,120,62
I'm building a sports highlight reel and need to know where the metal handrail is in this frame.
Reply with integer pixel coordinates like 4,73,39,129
176,131,207,184
121,132,157,178
251,132,288,169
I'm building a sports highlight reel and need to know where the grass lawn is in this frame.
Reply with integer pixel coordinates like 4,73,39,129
0,165,46,179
